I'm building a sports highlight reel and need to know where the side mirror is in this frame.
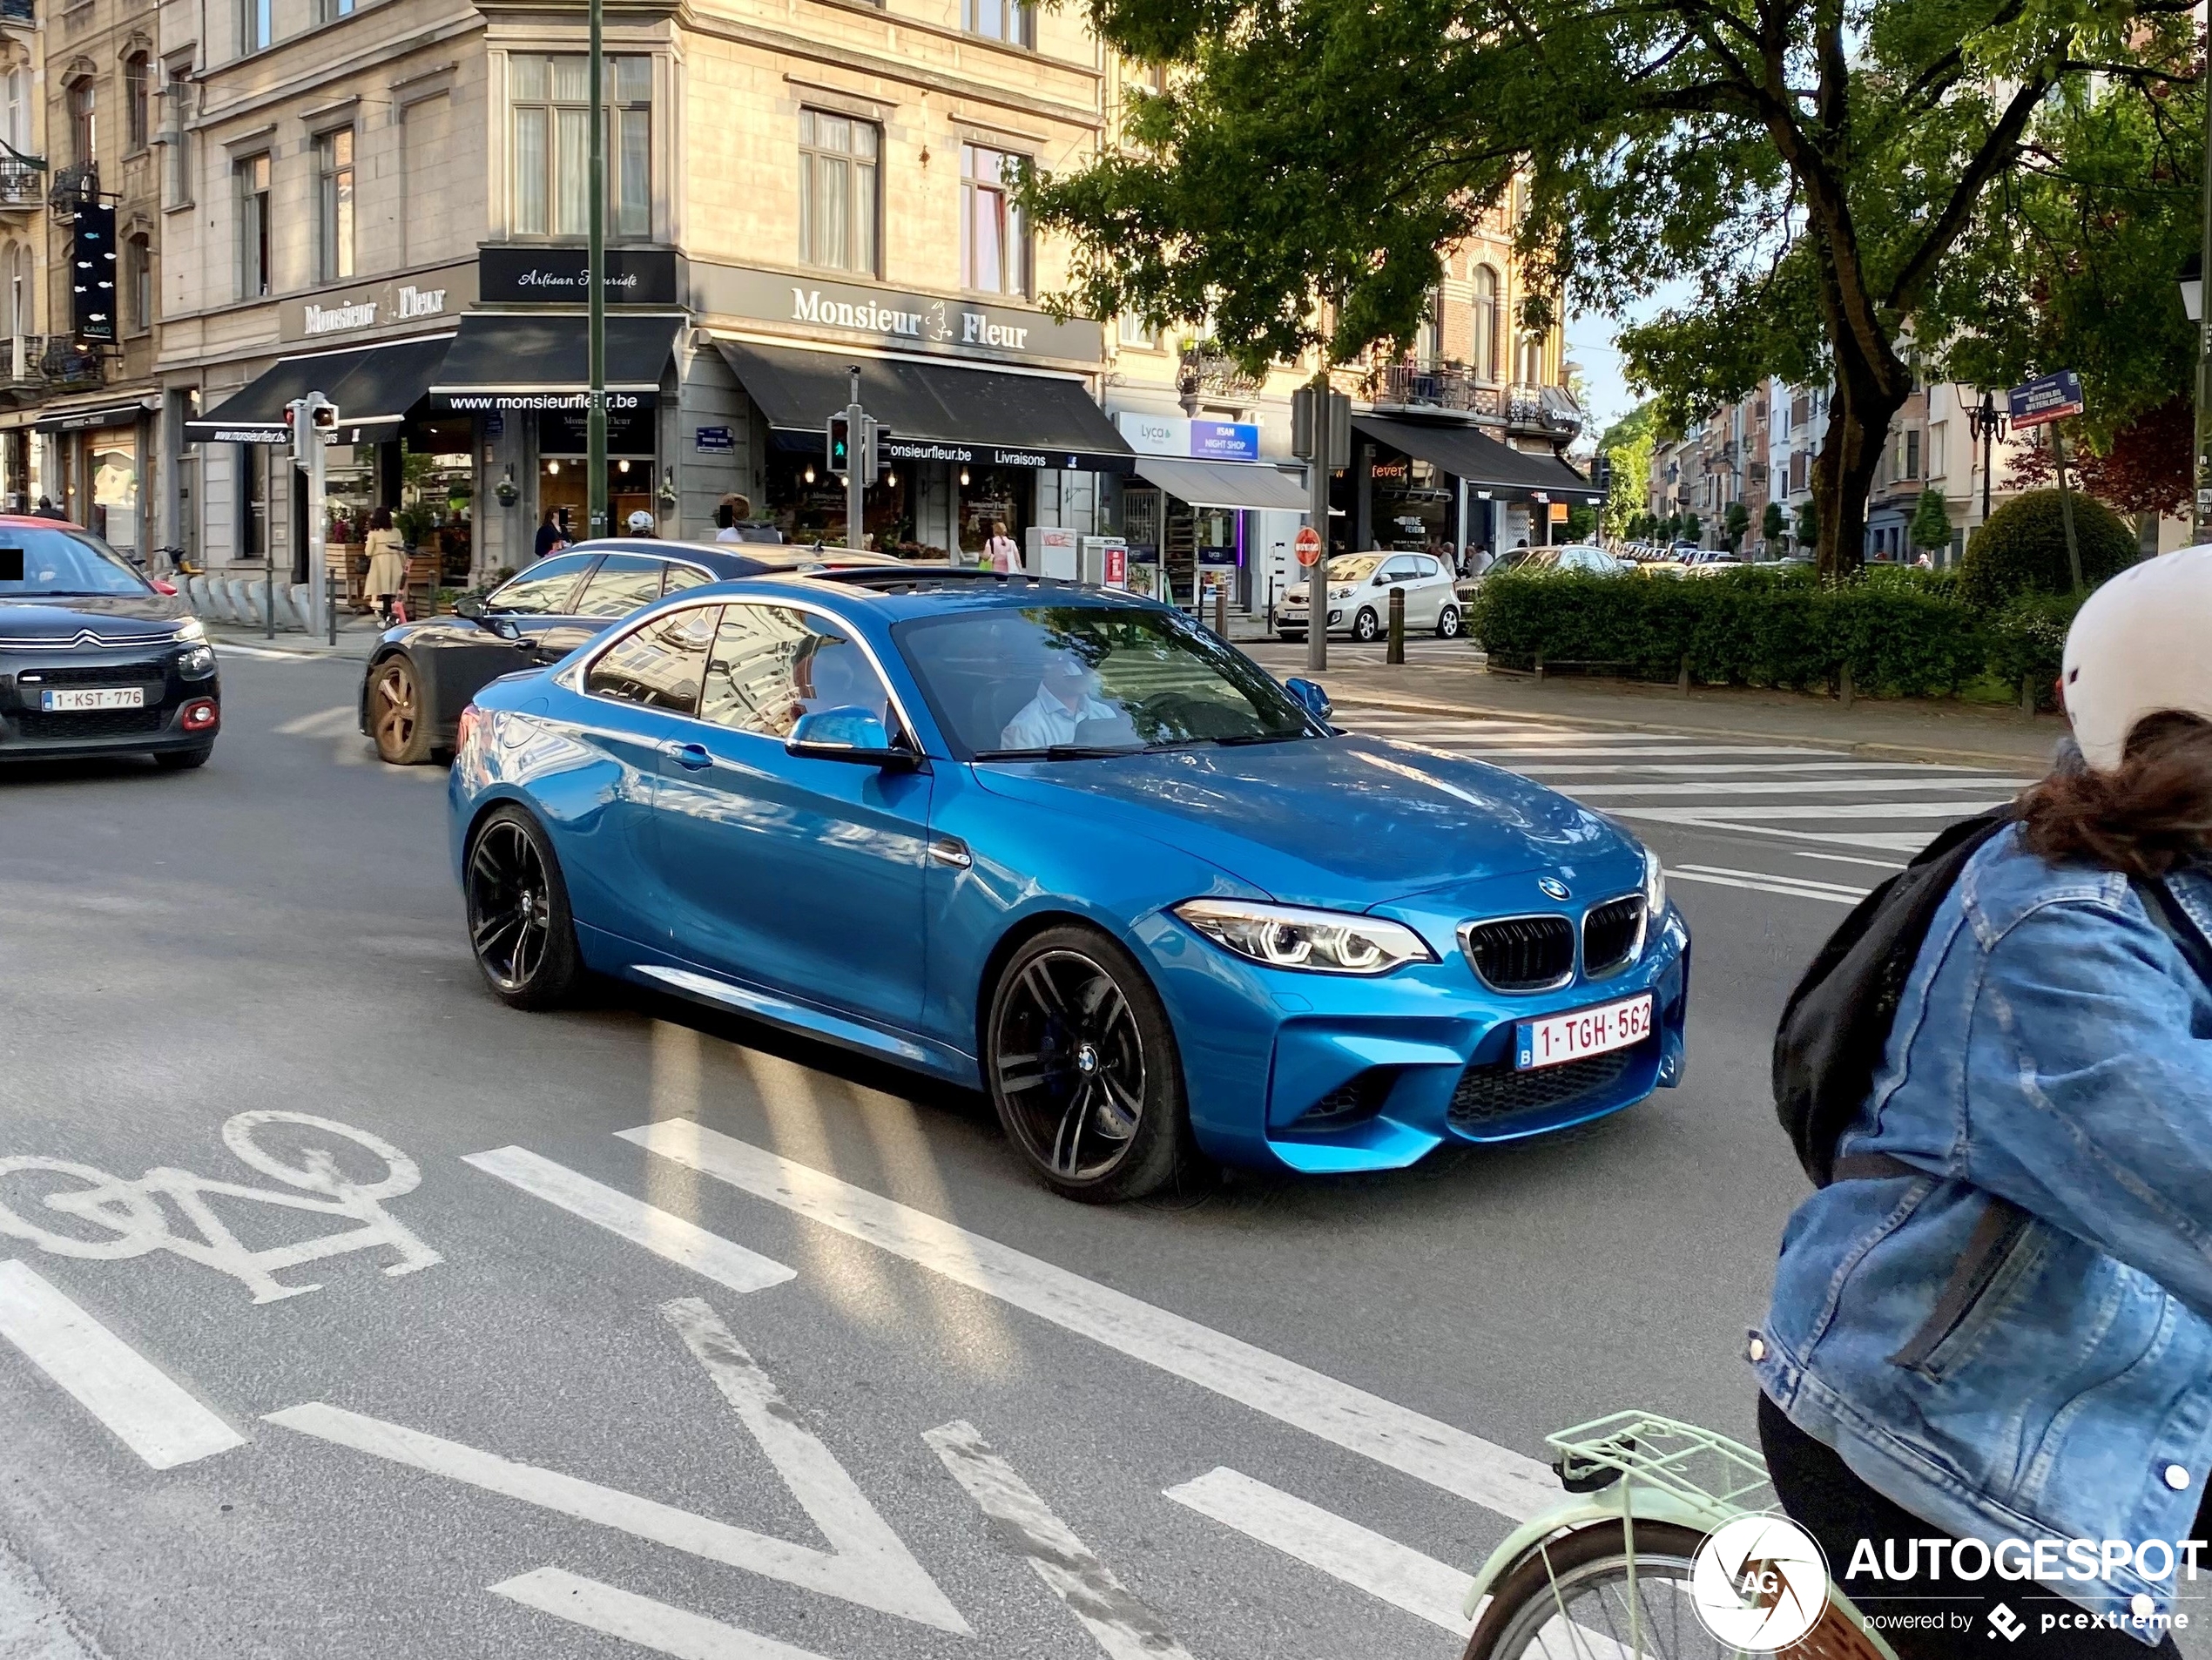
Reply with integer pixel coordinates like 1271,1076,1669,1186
786,705,921,769
454,593,487,619
1284,677,1332,722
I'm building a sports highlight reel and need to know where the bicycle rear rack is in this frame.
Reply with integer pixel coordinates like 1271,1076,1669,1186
1546,1410,1777,1522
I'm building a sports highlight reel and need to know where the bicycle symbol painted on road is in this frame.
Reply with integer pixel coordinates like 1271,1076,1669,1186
0,1111,442,1303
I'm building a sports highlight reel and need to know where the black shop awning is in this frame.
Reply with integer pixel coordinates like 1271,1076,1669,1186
1352,414,1601,504
428,312,683,410
186,333,458,445
33,401,155,435
719,339,1135,474
1130,457,1309,511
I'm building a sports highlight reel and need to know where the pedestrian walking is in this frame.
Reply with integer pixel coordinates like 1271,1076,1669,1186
533,507,569,562
983,521,1020,574
1753,547,2212,1658
362,507,408,628
32,495,64,520
625,510,657,538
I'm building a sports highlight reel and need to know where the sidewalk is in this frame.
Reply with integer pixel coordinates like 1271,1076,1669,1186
206,617,384,662
1305,657,2065,770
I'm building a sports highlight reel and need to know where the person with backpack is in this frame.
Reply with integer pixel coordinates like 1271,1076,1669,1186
1752,546,2212,1657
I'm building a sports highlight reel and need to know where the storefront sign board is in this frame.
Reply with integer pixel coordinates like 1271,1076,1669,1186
280,263,479,344
694,262,1103,366
1115,412,1263,462
476,246,684,307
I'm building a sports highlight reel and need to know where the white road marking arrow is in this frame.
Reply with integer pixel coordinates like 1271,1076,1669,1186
266,1296,967,1635
489,1567,837,1660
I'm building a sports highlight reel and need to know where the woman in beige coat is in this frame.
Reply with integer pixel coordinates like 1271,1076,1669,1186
362,507,408,625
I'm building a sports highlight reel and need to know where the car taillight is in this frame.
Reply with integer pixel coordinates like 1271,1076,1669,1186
456,704,484,752
180,698,219,732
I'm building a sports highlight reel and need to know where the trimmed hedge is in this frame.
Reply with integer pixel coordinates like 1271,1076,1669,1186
1465,564,1986,697
1959,489,2135,609
1983,590,2085,710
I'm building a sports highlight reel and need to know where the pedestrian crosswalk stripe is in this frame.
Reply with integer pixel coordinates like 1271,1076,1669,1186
1669,866,1871,904
1514,760,2012,778
1404,743,1851,760
1624,800,2006,821
490,1567,836,1660
1558,776,2031,799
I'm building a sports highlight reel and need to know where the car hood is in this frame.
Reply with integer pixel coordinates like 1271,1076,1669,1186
0,593,192,642
969,734,1632,908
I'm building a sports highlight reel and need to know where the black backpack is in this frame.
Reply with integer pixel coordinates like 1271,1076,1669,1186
1772,808,2016,1186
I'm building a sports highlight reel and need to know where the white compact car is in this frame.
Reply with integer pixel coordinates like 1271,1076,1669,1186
1281,552,1462,642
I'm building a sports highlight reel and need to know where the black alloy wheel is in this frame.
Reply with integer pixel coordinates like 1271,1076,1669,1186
369,654,433,765
986,927,1192,1202
464,806,582,1009
1436,604,1463,639
1352,607,1381,643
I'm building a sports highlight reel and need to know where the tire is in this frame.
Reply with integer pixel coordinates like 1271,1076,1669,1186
984,925,1192,1202
463,804,583,1010
1436,604,1463,639
1463,1521,1709,1660
368,653,434,766
1352,607,1380,642
153,743,213,771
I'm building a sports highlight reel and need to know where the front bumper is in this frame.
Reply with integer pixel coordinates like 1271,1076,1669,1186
1136,897,1689,1174
0,651,219,761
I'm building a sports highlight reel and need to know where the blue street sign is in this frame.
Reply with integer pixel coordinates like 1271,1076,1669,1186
694,425,735,454
2007,371,2084,429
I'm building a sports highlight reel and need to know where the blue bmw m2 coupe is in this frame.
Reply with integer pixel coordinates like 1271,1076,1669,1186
448,568,1689,1201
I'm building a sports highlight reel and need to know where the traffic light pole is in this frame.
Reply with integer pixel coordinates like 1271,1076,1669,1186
585,0,608,538
1306,373,1331,675
845,367,866,552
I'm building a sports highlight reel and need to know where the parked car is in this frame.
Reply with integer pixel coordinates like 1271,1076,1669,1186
1453,543,1629,602
1281,551,1461,641
357,539,905,764
448,569,1689,1201
0,519,219,769
1677,549,1747,577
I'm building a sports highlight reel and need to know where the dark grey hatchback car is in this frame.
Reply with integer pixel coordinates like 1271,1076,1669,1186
0,519,220,769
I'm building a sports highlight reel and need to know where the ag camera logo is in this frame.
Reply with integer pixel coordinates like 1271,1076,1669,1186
1689,1515,1831,1650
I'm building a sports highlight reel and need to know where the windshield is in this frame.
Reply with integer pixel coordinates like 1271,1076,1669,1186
894,604,1318,760
1323,555,1383,584
0,527,151,598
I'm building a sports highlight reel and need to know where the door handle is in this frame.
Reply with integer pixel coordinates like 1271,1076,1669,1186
666,741,712,771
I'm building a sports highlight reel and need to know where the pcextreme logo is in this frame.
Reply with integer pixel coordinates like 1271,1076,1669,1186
1689,1515,1831,1650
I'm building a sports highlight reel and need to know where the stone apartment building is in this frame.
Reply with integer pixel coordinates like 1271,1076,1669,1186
0,0,1587,609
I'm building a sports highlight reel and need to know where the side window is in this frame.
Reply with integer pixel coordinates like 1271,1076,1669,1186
572,552,668,617
488,552,593,616
661,562,714,595
1414,555,1440,577
585,606,718,714
699,605,892,739
1382,557,1421,582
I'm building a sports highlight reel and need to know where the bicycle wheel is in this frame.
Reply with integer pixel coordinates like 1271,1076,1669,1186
220,1112,421,1201
0,1158,167,1259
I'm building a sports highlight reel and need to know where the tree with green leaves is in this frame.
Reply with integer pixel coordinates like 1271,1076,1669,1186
1022,0,2201,578
1794,499,1819,551
1762,500,1787,550
1596,404,1657,543
1723,501,1750,551
1681,512,1703,545
1909,488,1953,562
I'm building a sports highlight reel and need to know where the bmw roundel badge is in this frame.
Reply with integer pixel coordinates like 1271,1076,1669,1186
1539,877,1572,901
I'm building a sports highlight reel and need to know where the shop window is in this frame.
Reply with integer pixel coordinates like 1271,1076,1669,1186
961,144,1028,297
240,0,271,54
797,110,879,277
586,607,716,715
235,153,271,299
964,0,1035,48
1472,267,1499,381
510,54,651,241
315,128,354,283
67,78,95,168
124,55,150,153
125,233,151,334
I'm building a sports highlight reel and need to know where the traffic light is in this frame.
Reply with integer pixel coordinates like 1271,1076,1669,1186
828,414,890,477
827,415,852,476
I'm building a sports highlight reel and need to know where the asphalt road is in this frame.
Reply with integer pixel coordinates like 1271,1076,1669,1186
0,646,2147,1660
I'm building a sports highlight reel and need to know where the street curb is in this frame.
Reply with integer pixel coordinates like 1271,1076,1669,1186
1330,692,2060,773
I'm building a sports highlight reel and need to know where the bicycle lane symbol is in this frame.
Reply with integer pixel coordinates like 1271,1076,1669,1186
0,1110,442,1304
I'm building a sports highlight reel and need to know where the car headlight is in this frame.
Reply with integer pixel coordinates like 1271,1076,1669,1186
172,618,206,644
1329,586,1355,599
176,644,217,678
1642,845,1667,919
1172,898,1439,975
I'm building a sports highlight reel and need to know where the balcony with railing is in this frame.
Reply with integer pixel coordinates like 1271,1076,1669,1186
1505,381,1583,440
41,337,104,389
3,334,43,393
0,157,40,210
1176,347,1264,402
1365,360,1501,418
47,162,98,214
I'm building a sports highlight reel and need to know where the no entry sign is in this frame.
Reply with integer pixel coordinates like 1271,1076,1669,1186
1295,526,1324,566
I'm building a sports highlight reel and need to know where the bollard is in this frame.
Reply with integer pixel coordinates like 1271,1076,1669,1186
1386,586,1406,665
1212,582,1227,638
2020,674,2035,716
1838,663,1855,708
1677,652,1691,698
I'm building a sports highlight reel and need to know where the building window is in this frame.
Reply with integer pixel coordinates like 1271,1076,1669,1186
236,152,271,299
1927,422,1946,480
124,55,150,153
5,242,30,337
1117,313,1158,349
240,0,272,54
315,128,355,282
314,0,355,20
1514,333,1543,385
797,110,878,276
125,233,151,333
961,143,1028,296
67,79,95,168
1417,289,1442,368
1904,428,1921,482
1472,266,1499,381
509,54,652,240
964,0,1035,46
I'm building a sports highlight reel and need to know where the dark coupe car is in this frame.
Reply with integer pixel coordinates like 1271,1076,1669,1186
0,519,219,769
358,539,906,764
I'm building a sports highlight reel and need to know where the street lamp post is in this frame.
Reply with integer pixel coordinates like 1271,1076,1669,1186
585,0,608,539
1966,391,2006,533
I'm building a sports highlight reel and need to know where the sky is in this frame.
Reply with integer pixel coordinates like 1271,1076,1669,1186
1563,277,1697,446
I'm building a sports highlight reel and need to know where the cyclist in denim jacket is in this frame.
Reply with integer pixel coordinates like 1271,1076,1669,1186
1751,547,2212,1657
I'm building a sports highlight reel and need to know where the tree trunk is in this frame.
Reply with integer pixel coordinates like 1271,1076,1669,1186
1812,350,1910,580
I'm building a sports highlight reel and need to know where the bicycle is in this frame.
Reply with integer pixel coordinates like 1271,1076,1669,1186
1460,1411,1896,1659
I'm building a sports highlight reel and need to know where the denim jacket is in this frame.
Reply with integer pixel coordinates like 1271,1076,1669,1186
1752,823,2212,1632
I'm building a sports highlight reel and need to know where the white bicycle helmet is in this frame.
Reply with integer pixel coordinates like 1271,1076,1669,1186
2063,545,2212,772
626,509,655,533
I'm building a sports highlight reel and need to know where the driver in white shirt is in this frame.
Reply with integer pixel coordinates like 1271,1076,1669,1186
1000,654,1124,750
